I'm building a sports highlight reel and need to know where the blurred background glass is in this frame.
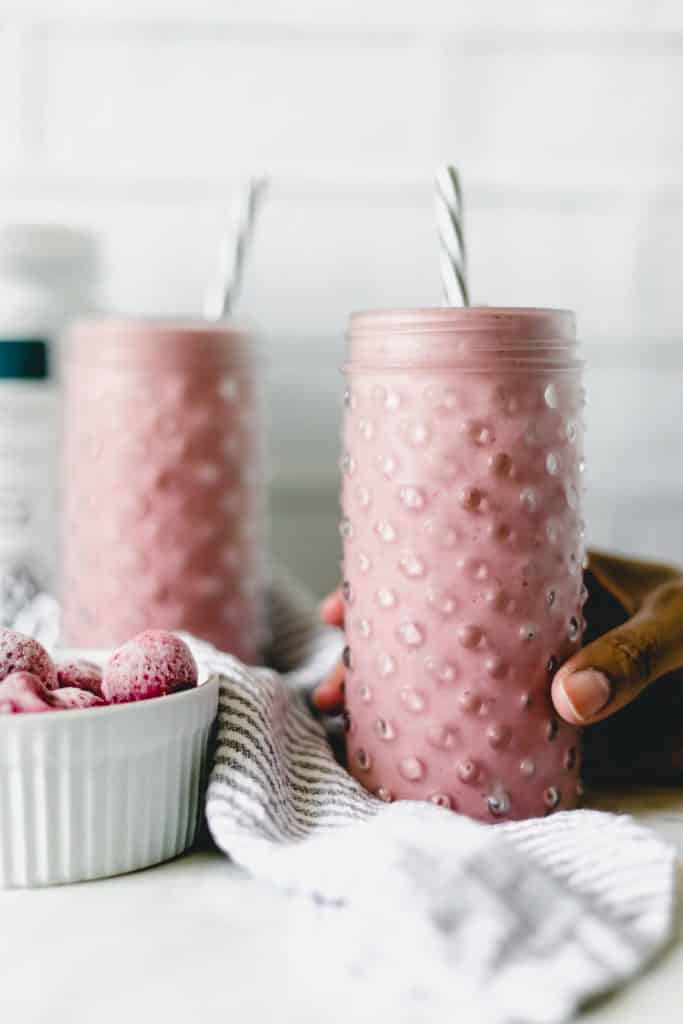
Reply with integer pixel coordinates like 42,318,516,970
1,2,680,594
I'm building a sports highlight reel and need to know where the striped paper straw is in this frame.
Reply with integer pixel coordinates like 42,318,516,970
435,165,469,307
203,177,267,321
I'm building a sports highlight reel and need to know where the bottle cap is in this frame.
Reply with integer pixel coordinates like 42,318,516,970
0,339,48,379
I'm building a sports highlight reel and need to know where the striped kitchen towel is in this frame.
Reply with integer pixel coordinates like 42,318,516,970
6,571,677,1024
192,577,677,1024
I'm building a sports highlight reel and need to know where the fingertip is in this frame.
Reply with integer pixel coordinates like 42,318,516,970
552,668,611,725
551,675,583,725
320,591,344,625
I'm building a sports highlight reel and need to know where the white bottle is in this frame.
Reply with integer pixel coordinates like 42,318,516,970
0,225,98,605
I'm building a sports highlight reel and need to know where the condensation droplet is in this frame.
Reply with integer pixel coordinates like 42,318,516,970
342,710,351,733
568,552,579,575
384,390,401,411
358,552,371,573
358,618,372,639
568,616,580,642
487,786,510,817
343,387,355,410
356,748,372,772
520,691,533,709
376,786,393,802
566,420,577,443
519,622,538,642
457,624,483,648
565,747,577,770
398,551,426,578
342,645,353,670
430,793,453,809
376,586,396,609
546,587,557,607
546,452,560,475
397,621,424,647
400,688,425,713
342,580,353,603
426,723,457,749
375,718,396,741
358,683,372,703
579,457,586,474
576,780,585,798
546,718,559,741
520,758,535,777
487,723,511,749
398,485,426,511
381,455,399,478
580,583,589,606
399,756,425,782
544,383,558,409
547,655,559,677
375,520,396,543
456,759,479,784
544,786,561,810
339,516,353,540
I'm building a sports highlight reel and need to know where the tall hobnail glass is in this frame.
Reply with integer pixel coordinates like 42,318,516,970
62,317,264,661
340,307,584,821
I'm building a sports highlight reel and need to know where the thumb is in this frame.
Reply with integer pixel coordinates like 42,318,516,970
552,578,683,725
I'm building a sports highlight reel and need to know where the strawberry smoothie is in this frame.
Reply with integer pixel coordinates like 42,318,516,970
341,308,585,821
61,319,264,660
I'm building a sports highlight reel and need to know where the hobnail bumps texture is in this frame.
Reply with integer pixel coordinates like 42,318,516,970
341,372,585,821
62,357,263,660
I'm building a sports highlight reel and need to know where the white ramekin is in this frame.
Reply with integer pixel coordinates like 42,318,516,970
0,668,219,888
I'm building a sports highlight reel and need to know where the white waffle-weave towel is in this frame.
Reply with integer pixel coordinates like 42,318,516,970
10,576,678,1024
196,579,676,1024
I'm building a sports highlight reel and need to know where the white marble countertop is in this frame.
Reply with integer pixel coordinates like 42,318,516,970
1,788,681,1024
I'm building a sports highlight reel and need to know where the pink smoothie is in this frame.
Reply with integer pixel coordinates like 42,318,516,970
341,308,584,821
61,319,264,660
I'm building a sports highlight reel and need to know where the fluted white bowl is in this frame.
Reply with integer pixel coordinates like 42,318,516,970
0,667,219,888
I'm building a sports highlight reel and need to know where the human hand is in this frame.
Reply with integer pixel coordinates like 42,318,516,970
313,552,683,784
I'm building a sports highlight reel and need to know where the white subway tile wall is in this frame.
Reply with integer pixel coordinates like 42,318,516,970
2,3,682,593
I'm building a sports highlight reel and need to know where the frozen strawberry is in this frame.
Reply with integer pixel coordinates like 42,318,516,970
0,671,55,713
0,628,57,690
102,630,198,704
57,659,103,697
51,687,106,710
